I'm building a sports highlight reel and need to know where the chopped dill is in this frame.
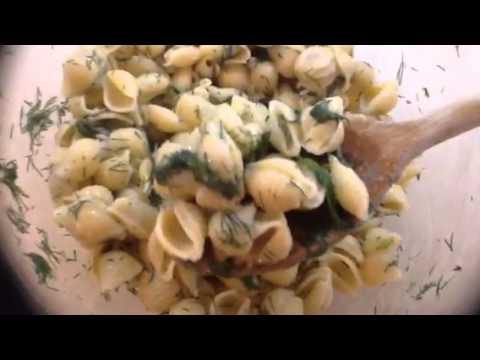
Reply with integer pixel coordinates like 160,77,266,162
155,150,240,199
435,275,454,298
68,199,90,219
241,275,260,290
310,100,346,123
436,65,446,72
20,89,58,152
397,52,405,85
36,228,63,265
277,115,294,148
422,87,430,98
6,206,30,234
0,159,29,210
297,157,349,228
455,45,461,58
25,154,44,178
24,252,54,285
443,232,454,252
412,281,437,301
208,257,235,278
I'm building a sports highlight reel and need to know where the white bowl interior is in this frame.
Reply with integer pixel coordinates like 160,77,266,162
1,45,480,314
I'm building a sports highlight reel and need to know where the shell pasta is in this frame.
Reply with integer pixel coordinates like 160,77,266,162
49,45,415,315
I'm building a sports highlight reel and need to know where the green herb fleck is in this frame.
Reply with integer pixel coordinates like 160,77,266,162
0,159,29,210
155,150,240,199
277,114,294,148
397,52,405,85
310,100,346,124
68,199,90,219
36,228,63,265
443,232,454,252
435,275,454,298
208,257,235,278
20,90,59,152
297,157,348,228
436,65,446,72
453,265,462,272
422,87,430,98
6,207,30,234
24,252,54,285
241,275,260,290
412,281,437,301
455,45,461,58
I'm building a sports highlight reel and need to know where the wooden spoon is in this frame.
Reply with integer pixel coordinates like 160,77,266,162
194,99,480,277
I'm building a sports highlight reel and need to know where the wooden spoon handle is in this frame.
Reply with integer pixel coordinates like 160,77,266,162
410,99,480,157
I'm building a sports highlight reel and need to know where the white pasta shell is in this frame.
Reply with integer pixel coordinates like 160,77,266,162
208,204,256,257
137,72,170,103
64,138,102,183
250,61,278,96
143,104,190,133
274,83,302,111
246,157,324,213
175,93,216,128
198,119,244,184
195,185,241,211
360,253,402,287
217,64,250,91
295,46,337,95
54,200,127,248
164,46,201,68
118,55,161,77
362,227,401,256
62,46,104,97
176,262,200,297
75,185,114,205
137,271,181,314
329,155,370,221
378,184,409,215
296,266,334,315
199,45,225,61
224,45,251,65
147,232,176,282
67,95,102,120
136,45,167,59
230,95,269,129
169,299,206,315
332,235,365,264
210,289,251,315
360,80,399,116
108,196,158,241
94,150,133,192
301,98,345,156
108,128,149,159
268,100,302,158
330,45,357,92
261,264,299,287
170,128,202,151
268,46,301,79
253,212,293,264
154,201,207,262
103,70,139,113
322,252,363,295
93,250,143,293
398,160,421,189
262,288,304,315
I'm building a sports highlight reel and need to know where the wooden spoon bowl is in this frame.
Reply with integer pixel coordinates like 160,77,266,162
193,99,480,277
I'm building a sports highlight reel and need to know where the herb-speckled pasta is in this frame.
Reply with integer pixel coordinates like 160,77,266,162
50,45,415,315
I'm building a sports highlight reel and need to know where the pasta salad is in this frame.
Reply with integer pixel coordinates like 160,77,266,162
49,45,419,315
